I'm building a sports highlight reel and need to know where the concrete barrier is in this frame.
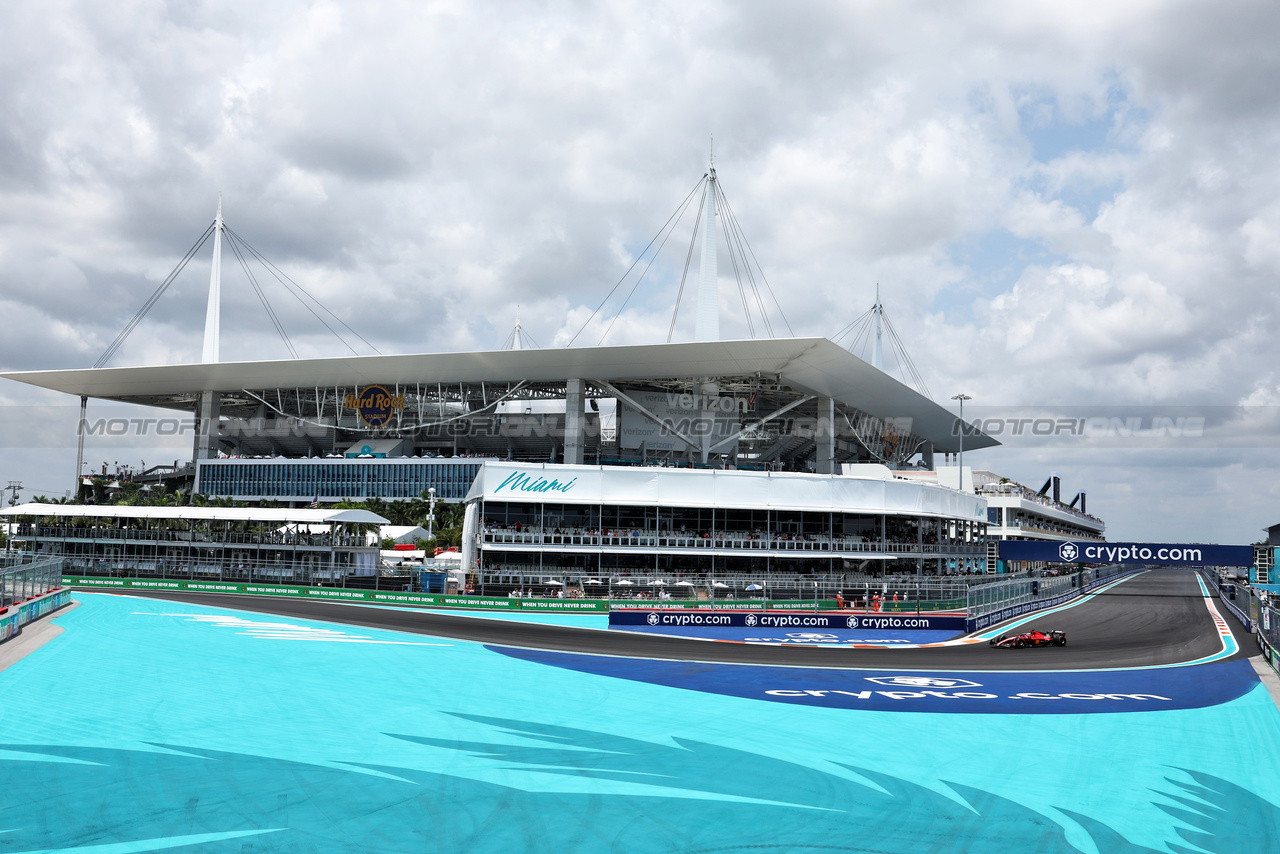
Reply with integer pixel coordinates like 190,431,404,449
0,588,72,646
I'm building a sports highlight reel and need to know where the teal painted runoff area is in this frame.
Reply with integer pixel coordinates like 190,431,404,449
0,592,1278,852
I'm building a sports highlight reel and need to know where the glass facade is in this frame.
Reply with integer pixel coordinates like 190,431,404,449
197,460,483,502
479,499,988,576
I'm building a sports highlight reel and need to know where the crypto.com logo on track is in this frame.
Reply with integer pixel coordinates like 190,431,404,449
864,676,982,689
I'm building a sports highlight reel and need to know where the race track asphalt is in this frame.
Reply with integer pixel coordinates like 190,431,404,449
103,568,1252,672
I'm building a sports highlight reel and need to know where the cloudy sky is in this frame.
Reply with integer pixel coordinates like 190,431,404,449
2,0,1279,543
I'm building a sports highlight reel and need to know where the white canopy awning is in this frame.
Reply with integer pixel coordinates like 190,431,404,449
2,503,389,525
0,337,996,453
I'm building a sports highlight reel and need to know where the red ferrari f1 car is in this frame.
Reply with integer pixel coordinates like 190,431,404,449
988,629,1067,648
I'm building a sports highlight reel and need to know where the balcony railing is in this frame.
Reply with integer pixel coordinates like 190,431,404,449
482,528,986,556
13,525,369,548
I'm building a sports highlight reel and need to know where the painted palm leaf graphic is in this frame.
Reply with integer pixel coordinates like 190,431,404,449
0,720,1275,853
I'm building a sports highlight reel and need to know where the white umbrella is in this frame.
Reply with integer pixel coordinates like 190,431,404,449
615,579,634,586
713,582,729,589
584,578,601,584
674,581,694,587
652,579,666,586
746,584,762,591
545,580,563,586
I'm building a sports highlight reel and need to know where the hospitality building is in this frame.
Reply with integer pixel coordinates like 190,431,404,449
2,504,388,583
460,461,990,593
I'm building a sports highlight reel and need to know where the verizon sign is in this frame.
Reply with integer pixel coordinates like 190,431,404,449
617,389,742,453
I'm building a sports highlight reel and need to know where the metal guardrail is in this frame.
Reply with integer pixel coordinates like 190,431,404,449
1259,598,1279,661
2,557,65,607
966,564,1136,623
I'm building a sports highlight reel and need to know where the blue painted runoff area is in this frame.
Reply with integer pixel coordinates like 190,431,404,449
1,592,1279,852
495,647,1258,714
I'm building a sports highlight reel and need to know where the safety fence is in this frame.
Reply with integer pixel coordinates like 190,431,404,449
1,552,45,569
64,576,610,610
1259,599,1280,675
57,560,1162,629
60,576,968,614
52,553,978,611
1200,569,1268,630
1202,570,1280,678
2,558,65,608
965,564,1144,632
0,557,72,646
1214,580,1258,632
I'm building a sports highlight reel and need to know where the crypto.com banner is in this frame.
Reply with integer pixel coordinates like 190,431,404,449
998,540,1254,567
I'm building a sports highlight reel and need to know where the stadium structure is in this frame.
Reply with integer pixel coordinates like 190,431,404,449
1,167,1026,587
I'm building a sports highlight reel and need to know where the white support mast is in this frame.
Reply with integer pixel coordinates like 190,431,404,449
872,282,883,370
200,197,224,364
694,143,720,343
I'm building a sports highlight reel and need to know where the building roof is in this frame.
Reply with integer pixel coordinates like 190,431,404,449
1,503,389,525
466,461,988,520
0,337,996,453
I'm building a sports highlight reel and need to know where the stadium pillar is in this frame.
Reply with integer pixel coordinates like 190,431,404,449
815,397,835,474
193,391,220,461
74,395,87,498
564,378,585,466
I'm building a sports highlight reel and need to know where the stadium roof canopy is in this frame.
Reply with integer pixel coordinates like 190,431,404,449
1,503,389,524
0,337,995,454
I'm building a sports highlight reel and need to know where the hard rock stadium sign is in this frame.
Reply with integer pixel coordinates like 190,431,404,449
343,385,405,427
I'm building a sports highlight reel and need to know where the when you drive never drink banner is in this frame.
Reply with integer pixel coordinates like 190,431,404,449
998,540,1253,567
